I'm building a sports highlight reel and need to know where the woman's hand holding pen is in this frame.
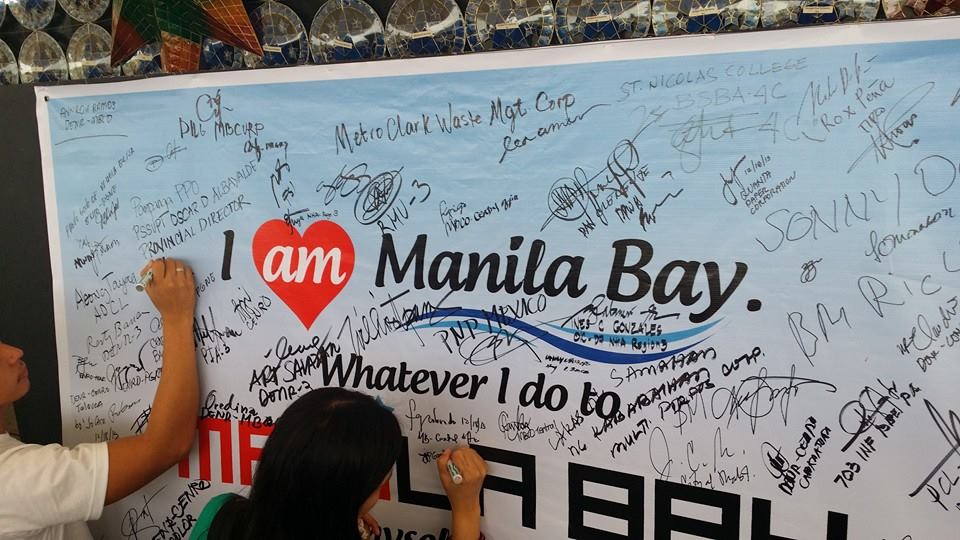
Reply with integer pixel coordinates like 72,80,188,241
438,447,486,540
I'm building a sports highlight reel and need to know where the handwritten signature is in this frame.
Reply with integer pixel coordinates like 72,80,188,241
712,364,837,434
909,399,960,501
317,163,431,225
541,139,647,231
838,378,919,451
663,110,764,173
848,82,934,173
195,89,232,123
144,142,187,172
119,486,164,539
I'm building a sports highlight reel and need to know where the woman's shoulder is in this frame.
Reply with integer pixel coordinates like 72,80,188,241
190,493,238,540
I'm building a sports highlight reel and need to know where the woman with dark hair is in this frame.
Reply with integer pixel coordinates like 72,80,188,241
192,387,487,540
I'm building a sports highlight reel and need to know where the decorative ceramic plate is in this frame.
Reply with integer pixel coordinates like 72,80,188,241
652,0,759,35
67,23,113,79
243,1,309,67
556,0,649,43
19,31,67,83
59,0,110,23
0,40,19,85
9,0,56,30
310,0,386,63
832,0,878,20
466,0,555,51
761,0,843,25
385,0,466,57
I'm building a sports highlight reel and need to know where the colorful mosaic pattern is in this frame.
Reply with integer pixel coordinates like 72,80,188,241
121,42,163,75
201,38,244,70
112,0,263,73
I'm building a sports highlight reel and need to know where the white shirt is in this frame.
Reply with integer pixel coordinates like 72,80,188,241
0,434,108,540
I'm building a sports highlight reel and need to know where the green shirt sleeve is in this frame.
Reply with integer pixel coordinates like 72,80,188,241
190,493,236,540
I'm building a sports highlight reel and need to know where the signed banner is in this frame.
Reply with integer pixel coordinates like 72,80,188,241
37,18,960,540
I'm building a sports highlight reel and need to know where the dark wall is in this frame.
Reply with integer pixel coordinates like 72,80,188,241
0,83,60,444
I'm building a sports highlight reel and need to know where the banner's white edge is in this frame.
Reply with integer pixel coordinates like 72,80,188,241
34,18,960,101
34,87,76,443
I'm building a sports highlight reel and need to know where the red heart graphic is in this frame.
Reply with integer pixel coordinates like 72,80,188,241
252,219,355,329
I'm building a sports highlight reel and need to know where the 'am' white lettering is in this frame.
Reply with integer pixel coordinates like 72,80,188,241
263,245,347,284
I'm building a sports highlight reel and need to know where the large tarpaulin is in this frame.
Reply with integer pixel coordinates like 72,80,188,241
36,18,960,540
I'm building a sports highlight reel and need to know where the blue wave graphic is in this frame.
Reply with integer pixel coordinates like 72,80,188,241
410,308,711,365
412,320,533,344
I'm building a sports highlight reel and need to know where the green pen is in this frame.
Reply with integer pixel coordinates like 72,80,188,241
135,270,153,292
447,460,463,485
